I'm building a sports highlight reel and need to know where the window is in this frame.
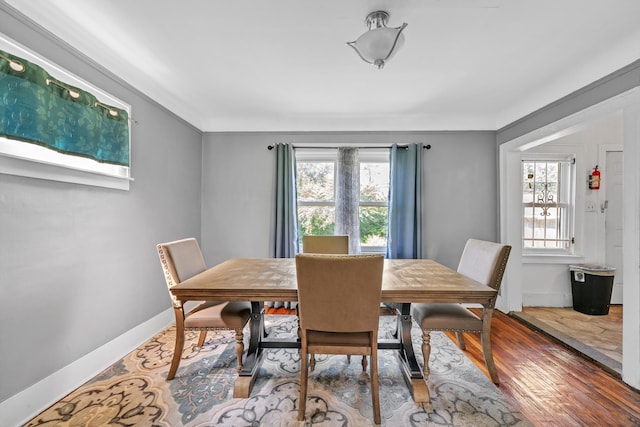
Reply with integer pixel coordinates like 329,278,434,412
296,148,389,252
0,34,132,190
522,156,575,252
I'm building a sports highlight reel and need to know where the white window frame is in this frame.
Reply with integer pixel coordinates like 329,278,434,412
521,153,576,255
295,147,390,253
358,149,390,253
0,34,133,190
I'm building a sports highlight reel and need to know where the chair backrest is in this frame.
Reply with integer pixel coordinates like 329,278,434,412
302,235,349,254
295,254,384,333
157,238,207,306
457,239,512,291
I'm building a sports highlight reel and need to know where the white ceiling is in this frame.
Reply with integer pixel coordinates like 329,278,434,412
4,0,640,132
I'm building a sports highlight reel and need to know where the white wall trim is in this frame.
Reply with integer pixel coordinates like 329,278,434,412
0,153,132,190
0,308,174,427
621,101,640,388
524,292,573,307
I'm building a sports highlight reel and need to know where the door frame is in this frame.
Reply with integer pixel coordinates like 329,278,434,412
599,145,624,304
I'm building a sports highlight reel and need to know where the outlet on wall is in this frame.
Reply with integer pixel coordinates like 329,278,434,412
585,200,596,212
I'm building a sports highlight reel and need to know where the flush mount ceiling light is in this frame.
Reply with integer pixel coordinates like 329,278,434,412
347,10,407,69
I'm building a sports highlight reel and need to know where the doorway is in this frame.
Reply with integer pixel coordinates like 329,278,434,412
498,87,640,390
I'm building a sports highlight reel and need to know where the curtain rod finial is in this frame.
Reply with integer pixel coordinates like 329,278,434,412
424,144,431,150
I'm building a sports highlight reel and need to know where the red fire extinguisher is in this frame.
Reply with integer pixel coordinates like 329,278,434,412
589,165,600,190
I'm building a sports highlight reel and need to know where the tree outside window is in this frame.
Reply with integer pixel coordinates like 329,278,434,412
296,149,389,252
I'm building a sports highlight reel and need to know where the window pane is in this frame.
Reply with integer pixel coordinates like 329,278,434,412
297,206,335,239
522,159,572,251
360,206,388,246
295,152,390,253
360,162,389,202
522,162,535,203
523,208,534,247
296,162,334,202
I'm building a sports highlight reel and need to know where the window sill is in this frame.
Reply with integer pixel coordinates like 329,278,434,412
0,154,132,190
523,253,583,264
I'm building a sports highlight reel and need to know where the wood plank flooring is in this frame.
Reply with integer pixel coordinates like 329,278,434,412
512,305,622,376
266,305,640,425
453,309,639,426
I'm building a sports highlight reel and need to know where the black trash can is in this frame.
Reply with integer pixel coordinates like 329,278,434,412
569,264,616,315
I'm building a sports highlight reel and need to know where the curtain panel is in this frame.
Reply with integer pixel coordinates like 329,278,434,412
271,143,298,258
336,147,361,254
270,143,298,308
387,143,424,259
0,49,129,165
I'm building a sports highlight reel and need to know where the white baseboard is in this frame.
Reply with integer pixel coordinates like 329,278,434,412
0,308,174,427
522,292,573,307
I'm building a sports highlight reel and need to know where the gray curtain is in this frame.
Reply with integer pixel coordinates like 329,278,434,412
270,143,298,308
336,147,361,254
386,143,424,259
271,143,298,258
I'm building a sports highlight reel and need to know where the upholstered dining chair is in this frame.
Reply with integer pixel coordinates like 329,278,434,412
156,238,251,380
296,253,384,424
301,235,358,368
411,239,511,385
302,235,349,255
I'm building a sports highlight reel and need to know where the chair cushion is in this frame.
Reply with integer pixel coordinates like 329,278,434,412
185,301,251,329
412,303,482,332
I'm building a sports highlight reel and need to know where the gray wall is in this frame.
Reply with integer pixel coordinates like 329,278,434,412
1,2,499,412
0,7,203,404
201,131,498,270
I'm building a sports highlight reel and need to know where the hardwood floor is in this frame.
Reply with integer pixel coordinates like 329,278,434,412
454,309,640,426
265,305,640,425
512,305,622,376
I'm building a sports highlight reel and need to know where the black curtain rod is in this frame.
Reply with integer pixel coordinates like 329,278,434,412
267,144,431,150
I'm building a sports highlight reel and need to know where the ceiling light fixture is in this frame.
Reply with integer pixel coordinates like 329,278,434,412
347,10,407,69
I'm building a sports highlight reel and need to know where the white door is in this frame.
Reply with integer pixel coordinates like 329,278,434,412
605,150,623,304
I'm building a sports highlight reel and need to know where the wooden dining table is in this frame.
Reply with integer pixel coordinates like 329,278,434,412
170,257,497,403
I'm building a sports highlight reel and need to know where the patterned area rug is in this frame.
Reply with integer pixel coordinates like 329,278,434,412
25,315,532,426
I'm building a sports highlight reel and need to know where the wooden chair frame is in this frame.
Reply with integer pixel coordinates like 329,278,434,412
412,239,511,384
157,238,250,379
296,253,384,424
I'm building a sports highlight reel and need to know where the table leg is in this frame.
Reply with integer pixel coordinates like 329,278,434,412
233,301,431,402
481,306,500,384
233,301,264,398
396,303,430,402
